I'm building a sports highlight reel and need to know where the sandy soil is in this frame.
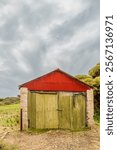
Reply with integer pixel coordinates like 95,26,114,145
0,125,100,150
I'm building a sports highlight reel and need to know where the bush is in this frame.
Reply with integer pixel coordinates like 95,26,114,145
94,112,100,124
0,97,20,106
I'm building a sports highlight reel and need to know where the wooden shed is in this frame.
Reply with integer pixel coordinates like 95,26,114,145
19,69,94,131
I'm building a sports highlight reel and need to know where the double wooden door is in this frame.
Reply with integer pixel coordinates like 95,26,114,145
28,92,86,130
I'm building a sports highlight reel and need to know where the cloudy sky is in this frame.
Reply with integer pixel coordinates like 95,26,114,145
0,0,100,97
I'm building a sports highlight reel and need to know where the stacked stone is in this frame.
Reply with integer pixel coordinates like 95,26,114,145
86,89,94,126
20,87,28,130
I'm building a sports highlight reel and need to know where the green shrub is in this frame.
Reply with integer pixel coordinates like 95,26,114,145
94,112,100,124
0,97,20,106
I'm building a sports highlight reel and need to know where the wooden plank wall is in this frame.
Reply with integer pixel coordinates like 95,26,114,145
28,92,86,130
58,93,71,129
72,94,86,129
36,93,58,129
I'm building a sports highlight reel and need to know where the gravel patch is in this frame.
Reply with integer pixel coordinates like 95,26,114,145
1,125,100,150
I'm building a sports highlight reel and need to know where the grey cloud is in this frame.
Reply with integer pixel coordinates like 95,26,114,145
50,1,99,42
0,17,20,41
0,1,60,42
0,0,99,97
19,2,61,31
54,34,100,75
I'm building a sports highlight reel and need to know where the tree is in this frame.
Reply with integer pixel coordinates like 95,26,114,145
75,63,100,114
88,63,100,78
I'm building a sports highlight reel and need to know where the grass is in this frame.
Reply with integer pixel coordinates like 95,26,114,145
26,126,91,135
0,142,17,150
0,142,18,150
26,128,51,134
0,104,20,127
0,104,20,149
94,112,100,125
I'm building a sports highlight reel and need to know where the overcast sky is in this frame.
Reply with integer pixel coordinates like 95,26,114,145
0,0,100,97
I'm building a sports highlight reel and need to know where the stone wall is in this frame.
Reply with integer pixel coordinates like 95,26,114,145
86,89,94,126
20,87,28,130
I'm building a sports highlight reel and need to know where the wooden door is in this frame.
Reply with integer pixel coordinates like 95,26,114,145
58,93,71,129
36,93,58,129
72,94,86,130
28,92,86,130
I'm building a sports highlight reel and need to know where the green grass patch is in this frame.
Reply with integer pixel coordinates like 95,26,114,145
0,141,18,150
0,104,20,127
94,112,100,125
26,126,91,134
71,126,91,132
26,128,51,134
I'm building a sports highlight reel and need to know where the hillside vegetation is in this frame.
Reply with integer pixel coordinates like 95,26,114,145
0,97,19,105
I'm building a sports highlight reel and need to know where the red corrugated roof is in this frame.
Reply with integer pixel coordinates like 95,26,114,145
19,69,91,92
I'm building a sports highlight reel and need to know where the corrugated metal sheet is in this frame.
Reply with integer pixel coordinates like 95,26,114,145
20,69,91,92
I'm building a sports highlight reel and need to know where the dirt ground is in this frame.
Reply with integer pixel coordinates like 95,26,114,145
0,125,100,150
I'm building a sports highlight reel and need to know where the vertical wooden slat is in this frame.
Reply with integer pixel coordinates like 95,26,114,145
31,93,36,128
72,94,86,130
58,93,71,129
44,94,58,129
36,94,45,129
28,92,36,128
36,93,58,129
